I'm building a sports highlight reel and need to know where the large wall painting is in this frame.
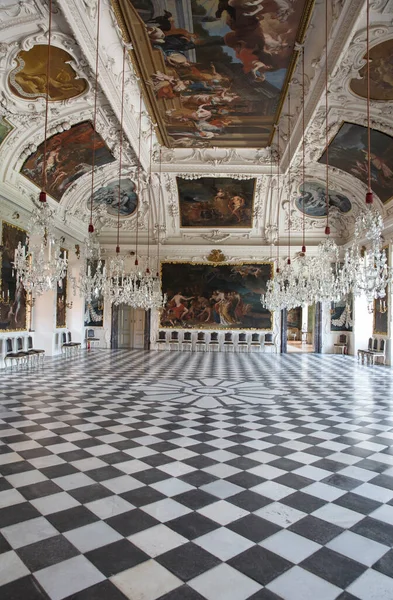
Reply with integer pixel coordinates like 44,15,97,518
84,260,104,328
93,179,138,217
0,222,27,331
296,181,352,217
288,307,302,330
177,177,255,227
21,121,115,202
350,40,393,101
160,261,273,330
8,46,88,101
56,249,67,329
114,0,314,148
373,247,389,336
318,122,393,204
0,117,13,147
331,296,353,332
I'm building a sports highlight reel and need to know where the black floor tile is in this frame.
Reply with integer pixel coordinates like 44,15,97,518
120,487,166,507
157,542,220,581
372,549,393,577
289,515,344,544
166,512,220,539
17,534,79,571
228,546,292,585
301,547,366,588
0,576,50,600
228,514,280,543
351,517,393,547
47,506,99,532
173,489,217,510
157,584,206,600
86,539,149,576
63,580,129,600
106,509,160,536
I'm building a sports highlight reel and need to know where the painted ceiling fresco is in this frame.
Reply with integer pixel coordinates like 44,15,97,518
177,176,255,227
350,40,393,101
21,121,115,202
9,46,88,101
93,178,138,217
318,122,393,205
114,0,313,147
296,181,352,217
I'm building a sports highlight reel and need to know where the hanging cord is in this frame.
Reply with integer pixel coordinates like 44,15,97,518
302,45,306,253
146,122,153,274
268,136,274,262
156,148,162,277
135,89,143,266
366,0,373,204
116,44,126,254
324,0,330,235
40,0,52,203
89,0,101,233
276,123,281,274
287,87,291,265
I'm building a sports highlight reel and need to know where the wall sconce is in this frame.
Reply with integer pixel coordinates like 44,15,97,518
66,301,73,309
378,299,388,314
26,296,36,308
75,244,80,259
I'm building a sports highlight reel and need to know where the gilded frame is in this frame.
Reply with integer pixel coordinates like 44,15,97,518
177,176,256,229
0,116,13,148
159,259,273,331
0,220,28,332
110,0,315,148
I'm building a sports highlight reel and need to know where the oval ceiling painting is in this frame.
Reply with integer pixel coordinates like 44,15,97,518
296,181,352,217
9,45,88,101
93,179,138,217
113,0,314,148
350,40,393,101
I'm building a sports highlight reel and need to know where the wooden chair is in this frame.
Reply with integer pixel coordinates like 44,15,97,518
196,331,206,352
85,329,100,349
223,332,234,352
208,332,220,352
237,332,249,352
168,330,180,351
334,334,348,355
264,333,275,353
157,330,167,351
26,335,45,366
369,338,387,366
5,337,28,369
182,331,193,351
250,332,262,352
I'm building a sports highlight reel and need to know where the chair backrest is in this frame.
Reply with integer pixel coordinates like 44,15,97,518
373,338,378,351
265,333,273,343
183,331,192,341
368,337,373,350
28,336,33,350
158,330,166,341
16,337,23,351
251,333,259,342
239,333,246,342
170,331,178,341
6,338,13,353
339,334,347,344
68,331,72,342
197,331,205,342
210,332,218,342
86,329,95,339
224,332,232,342
62,332,67,343
380,338,385,353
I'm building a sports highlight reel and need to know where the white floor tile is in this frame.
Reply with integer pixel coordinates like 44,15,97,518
267,566,340,600
129,524,187,557
198,500,249,526
347,568,393,600
64,521,122,553
0,551,30,586
2,516,58,549
260,530,321,563
35,555,105,600
312,503,364,528
151,478,194,497
327,531,389,566
255,502,306,528
111,559,181,600
194,527,253,560
86,495,134,519
142,498,191,522
189,563,261,600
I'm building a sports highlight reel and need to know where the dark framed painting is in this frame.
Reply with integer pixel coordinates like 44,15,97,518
288,307,302,330
21,121,115,202
331,296,353,332
350,40,393,101
318,122,393,204
84,260,104,327
93,179,138,217
0,221,27,331
177,177,254,228
113,0,314,147
160,261,273,330
0,117,13,147
56,249,67,328
373,247,389,335
296,181,352,217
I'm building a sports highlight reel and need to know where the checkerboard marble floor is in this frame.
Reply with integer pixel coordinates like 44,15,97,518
1,350,393,600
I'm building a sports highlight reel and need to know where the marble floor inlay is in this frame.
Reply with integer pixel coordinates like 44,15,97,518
1,350,393,600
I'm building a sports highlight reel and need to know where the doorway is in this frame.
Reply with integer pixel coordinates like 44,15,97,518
287,305,315,353
117,305,145,349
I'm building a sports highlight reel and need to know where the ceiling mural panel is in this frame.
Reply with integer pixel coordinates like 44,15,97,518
350,39,393,101
318,122,393,205
114,0,313,148
93,178,138,216
177,176,255,227
295,181,352,217
21,121,116,202
0,117,13,148
8,45,88,101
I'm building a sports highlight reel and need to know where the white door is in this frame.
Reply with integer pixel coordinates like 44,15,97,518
132,309,145,349
118,305,131,348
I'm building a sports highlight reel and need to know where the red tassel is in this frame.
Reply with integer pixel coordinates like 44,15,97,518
366,191,373,204
325,225,330,235
146,267,150,274
276,267,280,274
135,259,138,266
88,223,94,233
39,191,47,203
287,258,291,265
116,245,120,254
301,245,306,253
